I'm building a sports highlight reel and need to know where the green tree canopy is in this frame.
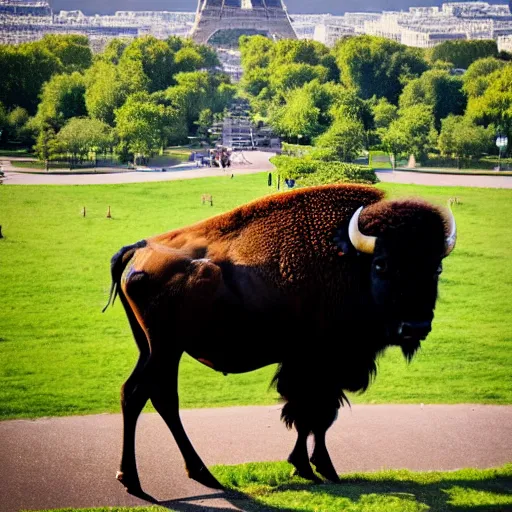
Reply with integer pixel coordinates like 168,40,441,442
272,39,329,67
270,63,329,93
315,116,365,162
57,117,113,162
0,102,8,144
0,43,62,113
427,39,498,69
466,64,512,137
382,104,437,161
438,115,494,163
462,57,506,99
96,38,129,65
270,86,322,143
115,92,179,163
120,36,175,93
333,35,427,103
240,34,275,70
7,106,31,144
372,97,398,129
33,72,87,131
38,34,92,73
399,69,466,127
84,60,148,126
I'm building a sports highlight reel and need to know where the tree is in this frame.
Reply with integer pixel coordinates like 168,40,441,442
438,115,494,166
372,97,398,130
270,63,328,93
7,107,32,144
270,87,322,143
84,60,144,126
399,69,466,128
272,39,329,67
195,108,213,140
462,57,506,99
34,124,59,170
57,117,113,166
115,93,178,164
173,46,204,74
0,102,8,144
382,105,437,163
239,34,275,70
0,43,62,114
466,65,512,147
428,40,498,69
315,116,365,162
120,36,175,93
98,38,129,65
332,35,428,103
33,72,87,131
38,34,92,73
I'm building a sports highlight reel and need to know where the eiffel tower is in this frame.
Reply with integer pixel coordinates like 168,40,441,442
190,0,297,45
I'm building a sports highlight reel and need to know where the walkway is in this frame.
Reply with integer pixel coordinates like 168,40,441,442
0,151,275,186
1,404,511,511
2,153,512,188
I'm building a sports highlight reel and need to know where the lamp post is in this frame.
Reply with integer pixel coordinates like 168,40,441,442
496,134,508,171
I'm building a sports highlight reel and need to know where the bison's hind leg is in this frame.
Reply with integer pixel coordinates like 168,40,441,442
117,291,152,497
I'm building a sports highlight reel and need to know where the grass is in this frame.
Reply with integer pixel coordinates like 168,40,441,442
11,161,79,170
25,463,512,512
369,150,393,169
0,148,34,157
0,175,511,420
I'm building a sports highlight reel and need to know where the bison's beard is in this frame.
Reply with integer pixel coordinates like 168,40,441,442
401,339,421,362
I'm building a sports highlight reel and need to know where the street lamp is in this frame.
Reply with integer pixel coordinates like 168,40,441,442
496,133,508,171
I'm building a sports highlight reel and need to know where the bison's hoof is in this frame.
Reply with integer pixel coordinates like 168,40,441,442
187,465,224,490
290,466,323,484
310,457,340,483
116,471,142,494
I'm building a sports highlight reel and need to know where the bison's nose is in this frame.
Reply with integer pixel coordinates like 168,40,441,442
398,321,432,340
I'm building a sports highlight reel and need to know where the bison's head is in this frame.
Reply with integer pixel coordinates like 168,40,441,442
348,199,456,359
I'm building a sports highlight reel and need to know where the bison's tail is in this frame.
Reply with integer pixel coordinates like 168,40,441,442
102,240,147,313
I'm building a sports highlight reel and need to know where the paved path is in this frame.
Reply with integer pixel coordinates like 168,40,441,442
2,153,512,188
376,169,512,188
0,151,275,186
1,404,511,511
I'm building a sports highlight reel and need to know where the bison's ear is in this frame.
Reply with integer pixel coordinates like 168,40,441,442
333,221,357,256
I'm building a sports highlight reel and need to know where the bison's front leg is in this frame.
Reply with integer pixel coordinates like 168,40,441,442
287,423,322,483
310,429,340,483
310,403,340,482
149,349,224,491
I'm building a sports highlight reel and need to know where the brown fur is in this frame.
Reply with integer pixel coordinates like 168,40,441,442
107,183,453,493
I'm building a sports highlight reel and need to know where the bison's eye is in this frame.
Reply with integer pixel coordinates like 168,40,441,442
436,263,443,276
373,259,389,277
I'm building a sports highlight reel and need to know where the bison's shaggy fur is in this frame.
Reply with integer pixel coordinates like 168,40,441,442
105,183,455,494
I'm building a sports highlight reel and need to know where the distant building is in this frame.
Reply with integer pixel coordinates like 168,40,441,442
1,0,512,54
311,2,512,49
498,33,512,50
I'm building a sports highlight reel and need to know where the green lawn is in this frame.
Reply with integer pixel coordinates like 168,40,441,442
0,175,511,420
27,464,512,512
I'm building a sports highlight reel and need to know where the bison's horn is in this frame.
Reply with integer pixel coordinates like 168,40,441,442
444,206,457,256
348,206,377,254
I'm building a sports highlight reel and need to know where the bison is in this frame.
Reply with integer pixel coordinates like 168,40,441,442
103,183,456,496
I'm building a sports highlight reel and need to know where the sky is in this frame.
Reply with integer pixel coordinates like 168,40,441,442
50,0,506,16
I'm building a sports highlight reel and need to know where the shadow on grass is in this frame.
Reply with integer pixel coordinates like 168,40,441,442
158,470,512,512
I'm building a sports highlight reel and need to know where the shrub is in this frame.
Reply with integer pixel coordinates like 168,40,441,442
270,155,378,186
